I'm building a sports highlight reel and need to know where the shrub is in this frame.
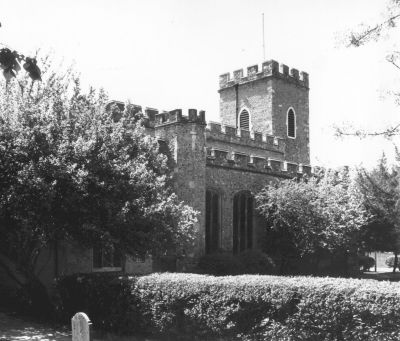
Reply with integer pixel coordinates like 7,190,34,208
197,250,276,276
135,273,400,340
54,272,141,334
385,255,400,269
197,250,242,275
236,250,276,275
358,255,375,271
56,273,400,340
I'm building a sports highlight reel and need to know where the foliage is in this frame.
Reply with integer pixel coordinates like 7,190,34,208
337,0,400,137
0,56,197,314
197,249,276,276
386,255,400,270
358,255,375,271
0,48,41,82
237,250,276,274
197,251,242,276
0,23,41,82
357,155,400,271
256,168,369,269
344,0,400,48
55,273,141,334
56,272,400,340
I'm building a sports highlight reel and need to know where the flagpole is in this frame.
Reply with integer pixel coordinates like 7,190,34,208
262,13,265,60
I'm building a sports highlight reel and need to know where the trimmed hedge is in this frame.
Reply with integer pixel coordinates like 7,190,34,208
56,272,400,340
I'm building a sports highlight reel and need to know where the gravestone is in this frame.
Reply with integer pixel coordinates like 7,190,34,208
71,312,91,341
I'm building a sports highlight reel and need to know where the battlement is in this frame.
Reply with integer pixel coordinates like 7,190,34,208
206,147,311,177
206,121,285,153
153,108,206,126
105,101,206,127
219,60,309,90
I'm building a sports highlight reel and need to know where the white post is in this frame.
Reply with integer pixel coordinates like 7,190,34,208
72,312,92,341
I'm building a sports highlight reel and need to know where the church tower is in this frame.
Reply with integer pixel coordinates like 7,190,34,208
218,60,310,165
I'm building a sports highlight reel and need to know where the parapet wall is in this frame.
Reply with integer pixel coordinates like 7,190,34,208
206,147,312,177
206,121,284,153
152,108,206,126
219,60,309,90
105,101,206,127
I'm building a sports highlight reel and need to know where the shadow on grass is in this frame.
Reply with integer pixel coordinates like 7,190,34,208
0,312,70,341
0,311,160,341
361,270,400,281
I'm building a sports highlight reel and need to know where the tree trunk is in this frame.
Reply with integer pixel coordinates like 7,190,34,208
393,251,398,273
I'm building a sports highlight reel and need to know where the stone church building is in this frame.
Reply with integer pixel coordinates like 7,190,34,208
102,58,311,273
146,59,311,260
5,59,311,286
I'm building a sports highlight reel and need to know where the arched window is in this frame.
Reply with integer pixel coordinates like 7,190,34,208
239,110,250,130
205,189,221,254
287,108,296,138
233,191,254,254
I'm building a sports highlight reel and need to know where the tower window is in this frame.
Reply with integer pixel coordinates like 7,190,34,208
239,110,250,130
233,191,254,254
205,189,221,254
287,108,296,138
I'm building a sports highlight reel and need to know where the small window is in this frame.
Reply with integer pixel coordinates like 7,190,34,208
287,108,296,138
239,110,250,130
93,245,122,269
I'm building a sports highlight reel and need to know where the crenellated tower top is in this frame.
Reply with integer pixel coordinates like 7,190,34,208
219,60,309,90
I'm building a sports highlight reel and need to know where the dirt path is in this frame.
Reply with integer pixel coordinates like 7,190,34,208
0,312,71,341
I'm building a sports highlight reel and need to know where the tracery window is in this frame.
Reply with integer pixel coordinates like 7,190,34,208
233,191,254,254
205,189,221,254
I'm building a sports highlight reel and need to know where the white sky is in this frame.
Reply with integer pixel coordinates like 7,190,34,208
2,0,400,169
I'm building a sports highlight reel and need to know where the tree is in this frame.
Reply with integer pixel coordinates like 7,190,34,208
357,155,400,272
256,168,370,274
337,0,400,137
0,57,197,315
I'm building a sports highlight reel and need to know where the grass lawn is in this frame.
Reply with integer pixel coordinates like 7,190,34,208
362,268,400,281
0,311,70,341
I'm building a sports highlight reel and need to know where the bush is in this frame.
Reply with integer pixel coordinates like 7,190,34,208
135,274,400,340
236,250,276,275
197,250,276,276
385,255,400,269
56,272,400,340
197,251,242,275
54,272,141,334
358,255,375,271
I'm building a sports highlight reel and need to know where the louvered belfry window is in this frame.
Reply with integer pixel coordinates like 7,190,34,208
239,110,250,130
287,109,296,138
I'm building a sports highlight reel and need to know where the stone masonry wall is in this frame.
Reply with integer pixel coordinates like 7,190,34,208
219,78,273,134
206,165,280,251
219,60,310,165
154,111,207,257
271,78,310,164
